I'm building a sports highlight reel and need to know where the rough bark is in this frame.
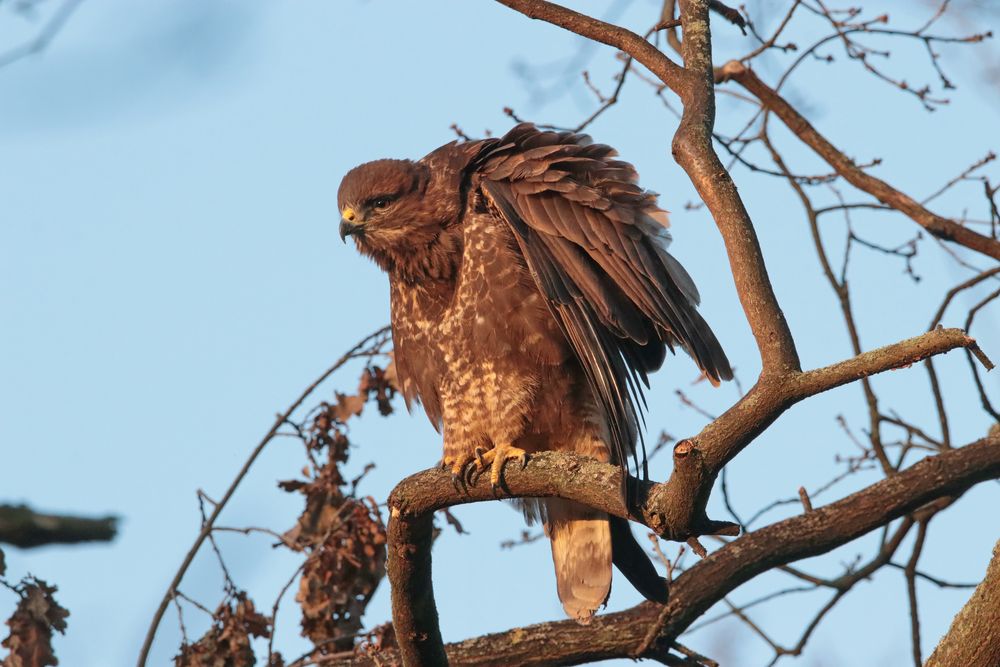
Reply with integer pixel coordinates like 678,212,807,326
925,540,1000,667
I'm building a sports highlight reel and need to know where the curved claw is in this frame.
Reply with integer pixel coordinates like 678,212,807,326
475,443,528,491
474,446,489,471
442,452,478,492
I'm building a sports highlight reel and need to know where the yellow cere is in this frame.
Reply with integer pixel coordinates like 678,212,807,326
342,207,356,222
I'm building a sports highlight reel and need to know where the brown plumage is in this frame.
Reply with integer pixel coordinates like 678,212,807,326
338,123,732,621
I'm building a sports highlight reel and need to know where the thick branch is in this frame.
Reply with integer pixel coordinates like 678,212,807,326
789,328,983,402
925,539,1000,667
389,450,737,539
0,504,117,548
720,60,1000,262
674,0,800,376
387,512,447,666
385,445,735,666
689,327,977,476
373,436,1000,666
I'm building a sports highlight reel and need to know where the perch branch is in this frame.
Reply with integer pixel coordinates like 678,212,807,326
373,434,1000,666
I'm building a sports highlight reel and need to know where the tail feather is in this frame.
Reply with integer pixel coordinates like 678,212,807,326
545,499,612,623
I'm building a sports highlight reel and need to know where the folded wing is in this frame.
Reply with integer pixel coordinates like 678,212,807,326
476,124,732,477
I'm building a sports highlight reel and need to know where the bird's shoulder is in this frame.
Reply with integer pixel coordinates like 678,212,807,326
418,138,493,178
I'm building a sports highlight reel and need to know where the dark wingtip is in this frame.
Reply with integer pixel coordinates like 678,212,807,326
609,516,669,604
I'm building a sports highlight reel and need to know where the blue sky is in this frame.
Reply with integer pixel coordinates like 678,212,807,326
1,1,997,665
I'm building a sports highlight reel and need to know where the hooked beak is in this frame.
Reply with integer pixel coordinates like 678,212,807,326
339,219,365,243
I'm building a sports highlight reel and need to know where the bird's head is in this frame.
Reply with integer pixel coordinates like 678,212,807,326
337,159,437,260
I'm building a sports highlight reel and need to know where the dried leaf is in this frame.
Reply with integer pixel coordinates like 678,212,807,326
382,357,401,393
174,593,270,667
294,498,386,652
331,393,365,423
355,622,396,659
2,578,69,667
359,366,397,416
440,508,468,535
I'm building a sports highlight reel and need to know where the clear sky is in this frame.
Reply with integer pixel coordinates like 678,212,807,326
1,1,997,665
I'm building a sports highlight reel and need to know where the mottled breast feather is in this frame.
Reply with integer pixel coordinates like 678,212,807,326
387,139,485,430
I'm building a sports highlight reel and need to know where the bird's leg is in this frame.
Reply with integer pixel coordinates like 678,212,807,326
440,452,477,488
474,442,528,490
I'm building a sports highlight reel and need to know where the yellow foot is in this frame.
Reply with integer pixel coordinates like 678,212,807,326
474,443,528,490
440,453,477,487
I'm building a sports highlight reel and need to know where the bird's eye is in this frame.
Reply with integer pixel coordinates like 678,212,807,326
372,197,392,210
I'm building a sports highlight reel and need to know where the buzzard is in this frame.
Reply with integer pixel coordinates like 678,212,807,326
338,123,731,621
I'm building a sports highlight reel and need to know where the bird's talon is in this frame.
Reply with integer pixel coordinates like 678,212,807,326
474,446,489,471
443,452,478,491
485,443,528,489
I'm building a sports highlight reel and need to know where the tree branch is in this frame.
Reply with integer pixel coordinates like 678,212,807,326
492,0,688,93
674,0,801,376
0,504,117,548
684,326,977,485
368,435,1000,666
789,328,986,401
719,60,1000,262
925,539,1000,667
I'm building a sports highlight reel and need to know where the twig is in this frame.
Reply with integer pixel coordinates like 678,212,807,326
797,487,812,513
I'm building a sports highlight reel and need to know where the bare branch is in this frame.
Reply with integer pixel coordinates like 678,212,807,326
0,504,117,548
926,539,1000,667
720,61,1000,261
493,0,687,94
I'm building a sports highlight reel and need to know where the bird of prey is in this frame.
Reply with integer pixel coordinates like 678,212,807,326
338,123,731,621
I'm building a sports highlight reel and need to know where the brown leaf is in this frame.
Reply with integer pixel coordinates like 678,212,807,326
358,366,397,416
174,593,270,667
382,356,401,393
2,578,69,667
356,622,396,659
439,508,468,536
331,393,365,423
294,498,386,653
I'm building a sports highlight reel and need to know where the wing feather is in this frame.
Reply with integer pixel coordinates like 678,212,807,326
475,124,732,478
